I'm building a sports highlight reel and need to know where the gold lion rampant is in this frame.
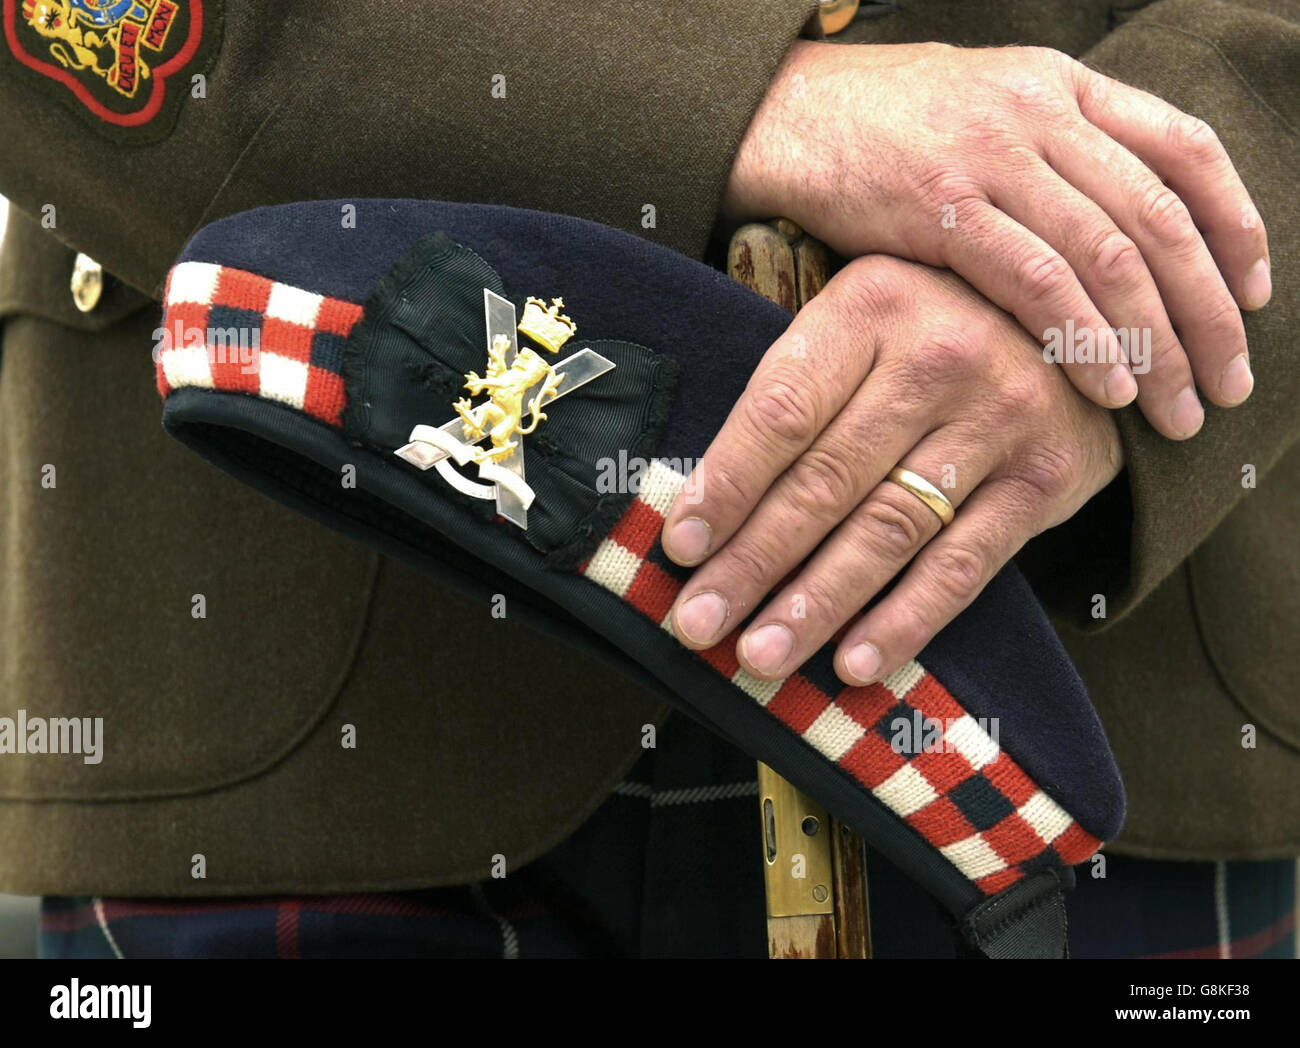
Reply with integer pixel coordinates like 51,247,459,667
453,335,565,464
23,0,152,93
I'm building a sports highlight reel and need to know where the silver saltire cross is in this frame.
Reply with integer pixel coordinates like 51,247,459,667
394,288,615,529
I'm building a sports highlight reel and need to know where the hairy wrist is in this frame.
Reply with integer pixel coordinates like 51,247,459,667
721,39,822,222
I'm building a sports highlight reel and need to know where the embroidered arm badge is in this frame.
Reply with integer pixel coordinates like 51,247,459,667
4,0,222,141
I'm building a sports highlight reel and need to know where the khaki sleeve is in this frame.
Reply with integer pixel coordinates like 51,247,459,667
0,0,818,295
1020,0,1300,626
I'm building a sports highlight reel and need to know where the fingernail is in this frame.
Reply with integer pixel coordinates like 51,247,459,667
674,591,729,646
1104,364,1138,406
665,517,712,565
1242,259,1271,310
1218,353,1254,406
843,642,882,684
740,623,794,676
1170,386,1205,437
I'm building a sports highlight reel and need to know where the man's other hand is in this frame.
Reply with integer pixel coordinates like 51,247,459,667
724,42,1269,440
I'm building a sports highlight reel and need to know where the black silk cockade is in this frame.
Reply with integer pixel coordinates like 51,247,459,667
340,232,678,567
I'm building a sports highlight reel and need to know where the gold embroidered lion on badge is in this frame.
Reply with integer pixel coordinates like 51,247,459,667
22,0,161,96
24,1,114,77
454,334,566,464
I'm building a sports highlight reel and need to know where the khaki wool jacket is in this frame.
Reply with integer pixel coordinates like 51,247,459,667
0,0,1295,896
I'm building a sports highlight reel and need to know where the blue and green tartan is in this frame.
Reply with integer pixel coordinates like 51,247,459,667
40,715,1296,960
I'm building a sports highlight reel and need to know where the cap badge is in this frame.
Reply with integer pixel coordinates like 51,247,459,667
394,289,615,529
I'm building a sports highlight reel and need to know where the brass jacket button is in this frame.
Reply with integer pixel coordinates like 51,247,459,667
71,252,103,313
818,0,860,35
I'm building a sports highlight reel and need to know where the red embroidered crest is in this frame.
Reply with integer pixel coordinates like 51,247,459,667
4,0,221,140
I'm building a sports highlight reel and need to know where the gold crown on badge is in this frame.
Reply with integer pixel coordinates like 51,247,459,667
518,297,577,353
395,288,615,532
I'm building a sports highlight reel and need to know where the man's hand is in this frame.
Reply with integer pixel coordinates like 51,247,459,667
662,255,1123,686
724,41,1269,439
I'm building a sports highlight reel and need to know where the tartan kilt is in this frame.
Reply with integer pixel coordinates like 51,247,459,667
40,715,1296,960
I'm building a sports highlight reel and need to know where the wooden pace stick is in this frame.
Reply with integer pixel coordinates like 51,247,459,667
728,220,872,960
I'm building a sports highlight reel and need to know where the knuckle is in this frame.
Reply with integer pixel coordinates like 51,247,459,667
855,491,930,560
1137,184,1196,251
891,599,937,657
838,256,907,317
996,51,1077,115
1014,250,1074,308
914,166,984,213
1169,113,1222,161
1200,294,1245,337
1087,230,1144,291
1026,45,1073,72
703,461,754,512
902,325,986,390
720,538,778,595
1002,143,1043,177
996,365,1056,418
745,375,820,447
1009,442,1079,503
927,544,987,604
929,325,986,373
798,573,849,626
1189,297,1247,359
1003,76,1061,115
788,443,860,512
917,40,956,60
1144,332,1186,375
1075,67,1110,108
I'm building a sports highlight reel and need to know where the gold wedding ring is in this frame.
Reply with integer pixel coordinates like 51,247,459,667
885,467,955,527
